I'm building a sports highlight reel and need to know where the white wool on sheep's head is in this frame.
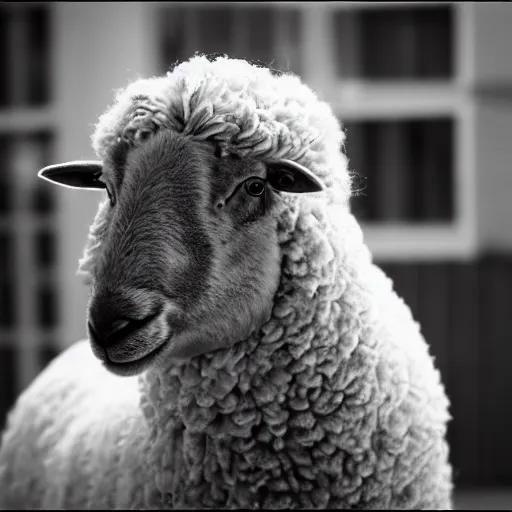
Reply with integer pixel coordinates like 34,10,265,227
78,54,352,282
93,55,352,199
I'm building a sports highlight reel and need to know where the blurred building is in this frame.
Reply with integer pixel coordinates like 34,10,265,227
1,0,512,501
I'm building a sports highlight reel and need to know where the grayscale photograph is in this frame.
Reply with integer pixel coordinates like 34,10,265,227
0,2,511,510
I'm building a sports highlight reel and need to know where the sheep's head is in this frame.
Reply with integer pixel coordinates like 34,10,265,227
39,128,324,376
38,54,350,375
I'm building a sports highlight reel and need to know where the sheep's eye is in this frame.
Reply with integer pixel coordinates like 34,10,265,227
245,178,266,197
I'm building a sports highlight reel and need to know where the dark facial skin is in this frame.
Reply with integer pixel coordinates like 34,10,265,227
87,130,282,376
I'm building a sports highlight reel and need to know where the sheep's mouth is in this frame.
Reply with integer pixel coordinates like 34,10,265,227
88,301,183,376
89,320,171,376
102,338,169,377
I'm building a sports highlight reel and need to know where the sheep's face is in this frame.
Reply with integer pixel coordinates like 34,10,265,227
39,130,324,376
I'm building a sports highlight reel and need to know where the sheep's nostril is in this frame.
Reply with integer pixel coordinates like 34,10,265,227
109,318,131,335
88,312,160,349
88,317,128,342
87,288,167,354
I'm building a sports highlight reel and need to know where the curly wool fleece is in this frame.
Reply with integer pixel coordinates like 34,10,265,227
0,55,453,509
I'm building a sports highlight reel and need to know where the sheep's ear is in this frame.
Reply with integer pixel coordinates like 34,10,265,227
268,159,325,193
38,161,105,190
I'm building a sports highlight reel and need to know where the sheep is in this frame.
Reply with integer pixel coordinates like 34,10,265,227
0,54,453,510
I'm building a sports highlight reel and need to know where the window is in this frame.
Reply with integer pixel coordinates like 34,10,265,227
0,2,58,427
0,345,16,431
333,6,454,80
0,231,15,328
159,4,302,75
346,118,454,222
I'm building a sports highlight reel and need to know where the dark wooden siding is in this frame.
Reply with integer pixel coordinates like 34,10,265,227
380,254,512,488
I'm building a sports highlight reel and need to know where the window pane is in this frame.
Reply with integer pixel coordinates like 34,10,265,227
333,6,453,80
237,7,274,66
271,9,302,75
26,6,51,106
345,118,454,222
3,5,51,107
159,7,187,70
0,231,15,327
37,283,58,328
0,135,12,215
38,343,60,372
194,7,234,58
31,181,55,215
0,344,16,431
34,228,56,269
159,6,301,75
0,7,9,107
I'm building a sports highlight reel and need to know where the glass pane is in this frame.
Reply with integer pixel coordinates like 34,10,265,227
194,7,234,58
38,343,60,371
37,283,58,328
237,7,274,66
159,7,187,70
3,5,51,107
333,6,453,80
32,181,55,215
0,135,12,215
0,344,16,431
26,6,51,106
159,6,301,75
34,228,56,269
0,7,9,107
269,9,302,75
0,231,15,327
345,118,454,222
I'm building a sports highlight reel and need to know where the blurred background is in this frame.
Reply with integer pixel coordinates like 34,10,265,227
1,1,512,508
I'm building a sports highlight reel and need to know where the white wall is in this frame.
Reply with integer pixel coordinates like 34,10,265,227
471,3,512,86
468,4,512,253
475,97,512,252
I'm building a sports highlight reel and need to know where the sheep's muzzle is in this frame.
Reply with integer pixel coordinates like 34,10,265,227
87,287,177,374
